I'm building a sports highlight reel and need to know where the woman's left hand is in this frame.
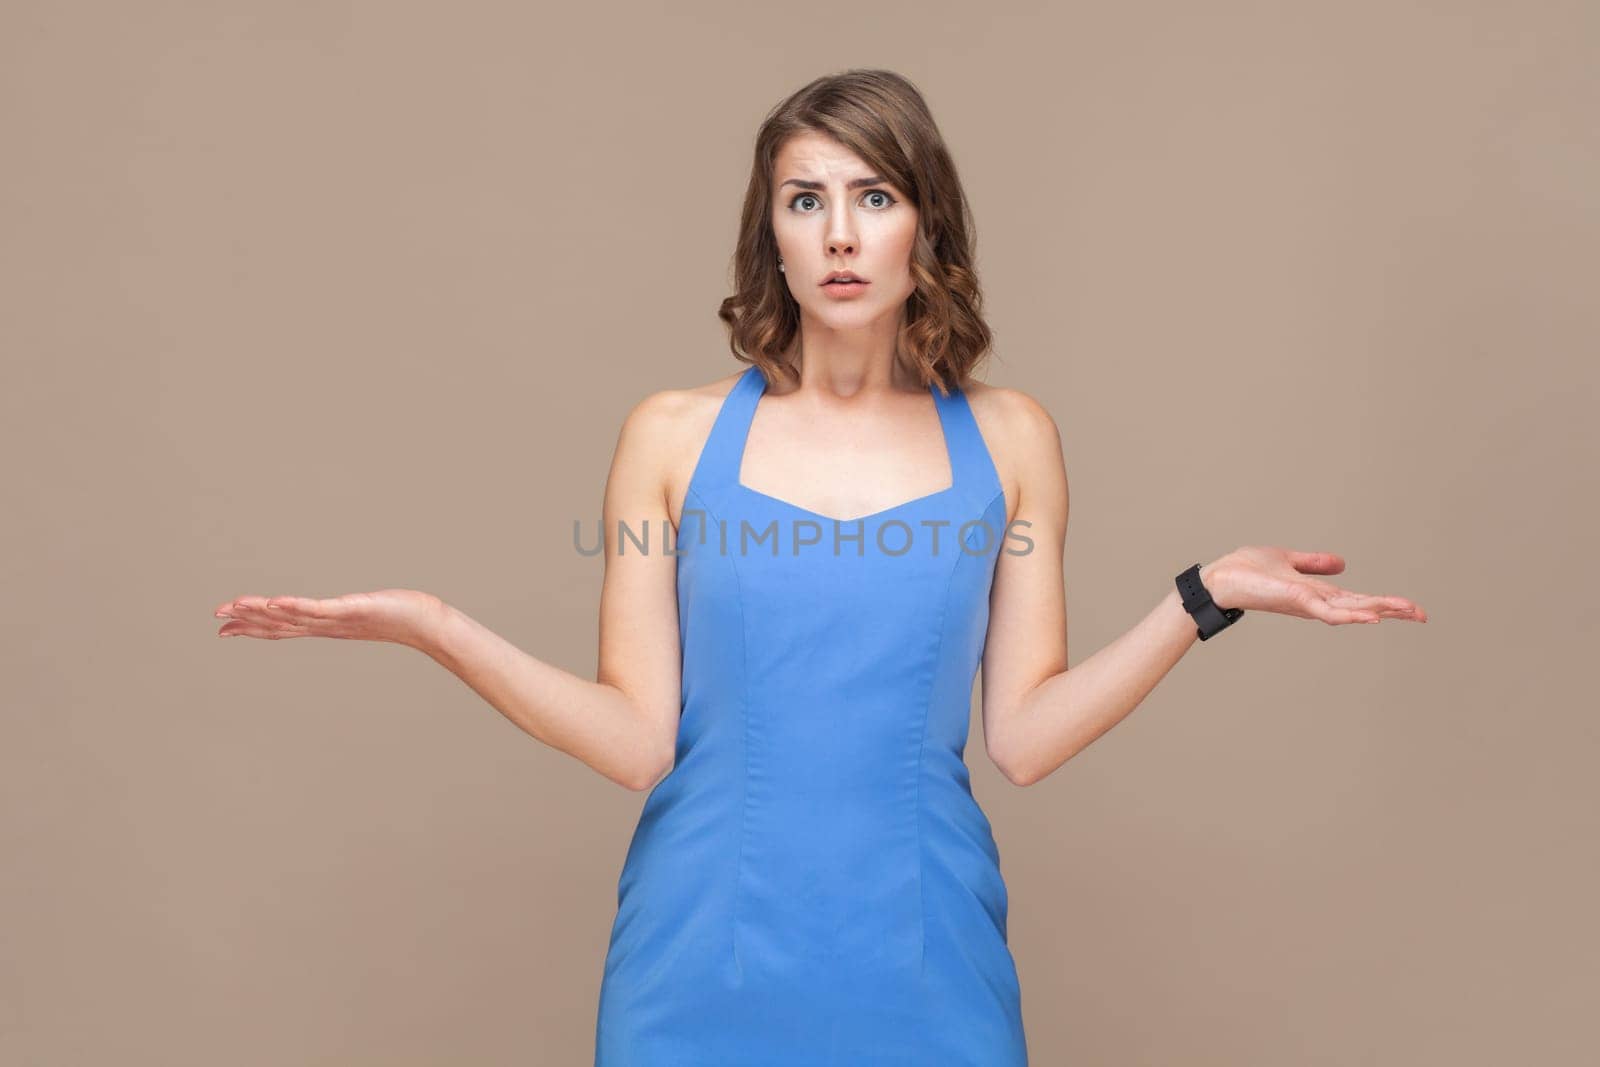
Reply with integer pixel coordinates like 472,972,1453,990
1200,546,1427,626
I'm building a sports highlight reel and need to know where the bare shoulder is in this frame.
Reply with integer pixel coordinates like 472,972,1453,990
962,379,1059,444
620,368,745,442
961,379,1066,524
611,368,749,527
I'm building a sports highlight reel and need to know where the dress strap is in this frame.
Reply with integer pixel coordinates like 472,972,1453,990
932,380,1004,506
688,364,766,493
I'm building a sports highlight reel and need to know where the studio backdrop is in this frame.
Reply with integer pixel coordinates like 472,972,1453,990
3,2,1595,1064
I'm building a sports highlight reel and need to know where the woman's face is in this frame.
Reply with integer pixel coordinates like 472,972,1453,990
769,131,918,331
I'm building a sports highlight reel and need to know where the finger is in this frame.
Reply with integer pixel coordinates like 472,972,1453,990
259,598,305,620
226,595,281,623
1286,550,1346,575
218,623,299,639
275,597,351,634
230,605,284,629
258,601,321,635
214,594,265,618
222,596,305,634
1372,595,1426,621
1301,591,1380,625
1326,591,1427,621
1323,590,1383,610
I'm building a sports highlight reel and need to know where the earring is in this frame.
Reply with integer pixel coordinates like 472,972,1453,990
778,257,785,273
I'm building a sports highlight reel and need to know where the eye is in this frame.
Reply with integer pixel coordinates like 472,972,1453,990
786,189,898,212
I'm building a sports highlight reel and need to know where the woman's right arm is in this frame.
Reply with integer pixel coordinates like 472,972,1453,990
213,391,687,793
423,390,685,791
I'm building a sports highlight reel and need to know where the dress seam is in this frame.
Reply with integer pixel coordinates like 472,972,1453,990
689,484,749,983
916,509,968,977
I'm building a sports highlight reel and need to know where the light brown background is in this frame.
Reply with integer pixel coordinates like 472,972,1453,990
4,1,1596,1064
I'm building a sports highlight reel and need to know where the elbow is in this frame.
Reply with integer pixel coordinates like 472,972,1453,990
616,693,675,792
998,756,1038,788
990,736,1038,788
625,750,673,793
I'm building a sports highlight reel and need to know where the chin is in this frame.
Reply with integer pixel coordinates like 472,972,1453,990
808,301,886,325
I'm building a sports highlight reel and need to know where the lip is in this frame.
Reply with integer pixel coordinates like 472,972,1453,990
821,279,869,300
821,270,869,286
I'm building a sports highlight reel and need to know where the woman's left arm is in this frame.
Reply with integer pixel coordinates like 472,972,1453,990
977,390,1427,788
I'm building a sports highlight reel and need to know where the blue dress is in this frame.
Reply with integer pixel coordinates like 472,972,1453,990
595,364,1028,1065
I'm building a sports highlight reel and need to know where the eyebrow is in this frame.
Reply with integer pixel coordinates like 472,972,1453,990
778,175,890,191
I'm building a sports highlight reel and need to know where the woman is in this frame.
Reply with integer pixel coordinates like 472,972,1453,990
213,69,1426,1065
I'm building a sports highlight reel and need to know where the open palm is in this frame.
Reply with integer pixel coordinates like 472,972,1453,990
213,588,445,648
1209,546,1427,626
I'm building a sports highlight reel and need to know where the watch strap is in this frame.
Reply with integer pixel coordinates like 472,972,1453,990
1176,563,1244,641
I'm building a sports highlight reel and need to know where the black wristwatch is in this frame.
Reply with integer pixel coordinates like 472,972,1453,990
1175,563,1243,641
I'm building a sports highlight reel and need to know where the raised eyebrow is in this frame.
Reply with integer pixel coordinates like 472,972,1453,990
779,175,891,192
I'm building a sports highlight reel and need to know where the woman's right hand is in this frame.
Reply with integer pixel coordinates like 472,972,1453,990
213,588,449,650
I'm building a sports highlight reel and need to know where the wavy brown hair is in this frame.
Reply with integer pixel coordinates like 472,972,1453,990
716,69,996,396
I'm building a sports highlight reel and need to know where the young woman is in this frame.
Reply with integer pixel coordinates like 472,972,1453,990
213,69,1426,1065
